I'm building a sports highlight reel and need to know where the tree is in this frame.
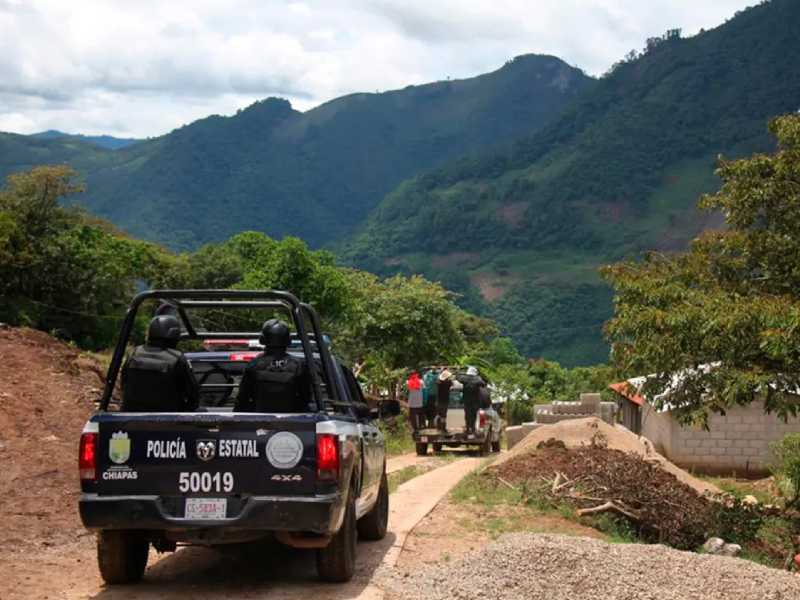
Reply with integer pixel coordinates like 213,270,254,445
0,166,175,347
603,115,800,425
346,274,465,374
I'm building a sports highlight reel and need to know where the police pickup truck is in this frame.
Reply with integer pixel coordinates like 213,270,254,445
78,290,390,585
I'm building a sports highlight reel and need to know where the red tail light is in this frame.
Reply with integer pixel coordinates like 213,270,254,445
478,411,487,429
79,432,98,481
316,433,339,481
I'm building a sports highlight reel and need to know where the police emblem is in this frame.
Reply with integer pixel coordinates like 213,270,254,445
109,431,131,464
196,439,216,462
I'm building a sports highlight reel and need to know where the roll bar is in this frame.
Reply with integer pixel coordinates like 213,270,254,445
98,289,339,411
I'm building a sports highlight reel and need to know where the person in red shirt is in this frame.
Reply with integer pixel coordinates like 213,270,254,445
407,371,424,430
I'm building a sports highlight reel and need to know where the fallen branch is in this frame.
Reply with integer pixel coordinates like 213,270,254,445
497,477,519,491
565,493,607,503
551,472,564,494
577,501,640,522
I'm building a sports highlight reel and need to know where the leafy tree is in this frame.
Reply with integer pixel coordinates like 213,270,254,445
0,166,175,347
345,274,465,373
771,433,800,508
603,115,800,425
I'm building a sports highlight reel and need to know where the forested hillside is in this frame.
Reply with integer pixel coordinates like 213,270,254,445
29,130,140,150
344,0,800,366
0,54,592,250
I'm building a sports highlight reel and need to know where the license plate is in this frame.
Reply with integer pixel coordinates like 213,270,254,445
419,436,428,442
184,498,227,520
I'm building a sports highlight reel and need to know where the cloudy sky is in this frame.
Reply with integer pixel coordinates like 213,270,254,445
0,0,756,138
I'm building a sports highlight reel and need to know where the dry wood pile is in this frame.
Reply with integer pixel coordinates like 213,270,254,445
491,438,715,549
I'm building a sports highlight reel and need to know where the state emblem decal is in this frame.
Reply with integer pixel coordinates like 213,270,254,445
109,431,131,464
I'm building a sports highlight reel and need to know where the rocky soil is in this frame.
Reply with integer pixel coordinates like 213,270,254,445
381,532,800,600
0,326,103,551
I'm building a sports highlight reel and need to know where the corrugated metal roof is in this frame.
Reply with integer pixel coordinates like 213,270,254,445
609,381,644,406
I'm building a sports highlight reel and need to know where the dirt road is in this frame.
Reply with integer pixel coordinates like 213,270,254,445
0,455,482,599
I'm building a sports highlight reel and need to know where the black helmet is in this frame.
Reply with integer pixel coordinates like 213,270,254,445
259,318,291,350
147,315,181,348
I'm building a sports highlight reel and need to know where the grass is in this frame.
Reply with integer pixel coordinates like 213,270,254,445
450,470,615,541
698,474,782,506
379,415,416,457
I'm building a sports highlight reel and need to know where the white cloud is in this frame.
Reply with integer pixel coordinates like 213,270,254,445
0,0,758,138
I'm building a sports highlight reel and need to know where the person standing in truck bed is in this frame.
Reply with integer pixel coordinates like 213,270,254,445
457,366,485,434
422,369,439,428
406,371,424,430
436,368,453,431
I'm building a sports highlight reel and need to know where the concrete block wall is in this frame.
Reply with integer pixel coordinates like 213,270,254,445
641,404,674,457
642,398,800,476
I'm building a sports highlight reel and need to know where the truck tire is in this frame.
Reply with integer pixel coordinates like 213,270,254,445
415,442,428,456
317,490,357,582
491,439,501,453
479,433,491,457
432,442,443,454
357,470,389,541
96,530,149,585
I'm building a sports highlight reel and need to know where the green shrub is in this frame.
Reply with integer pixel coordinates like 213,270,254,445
708,495,765,545
378,413,415,456
770,433,800,507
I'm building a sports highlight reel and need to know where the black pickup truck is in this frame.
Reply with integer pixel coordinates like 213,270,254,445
78,290,390,584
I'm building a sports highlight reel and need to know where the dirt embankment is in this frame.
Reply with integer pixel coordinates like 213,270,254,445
0,326,103,552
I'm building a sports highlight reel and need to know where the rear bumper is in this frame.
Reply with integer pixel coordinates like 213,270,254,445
79,491,344,535
413,430,488,443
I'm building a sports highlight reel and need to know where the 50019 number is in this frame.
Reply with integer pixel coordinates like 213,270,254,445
178,472,234,493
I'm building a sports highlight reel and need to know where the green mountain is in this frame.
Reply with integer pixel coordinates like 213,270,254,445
0,54,593,250
343,0,800,366
30,130,140,150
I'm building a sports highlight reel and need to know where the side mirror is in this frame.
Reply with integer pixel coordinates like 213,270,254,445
379,400,401,418
354,402,372,420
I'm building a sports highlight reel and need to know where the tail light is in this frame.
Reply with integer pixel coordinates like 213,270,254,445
316,433,339,481
478,411,487,429
79,432,98,481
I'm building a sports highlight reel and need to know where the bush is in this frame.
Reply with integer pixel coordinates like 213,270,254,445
707,495,765,545
378,413,415,456
770,433,800,507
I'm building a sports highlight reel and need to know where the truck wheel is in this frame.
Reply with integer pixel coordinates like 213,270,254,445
357,470,389,541
317,490,357,582
479,434,491,457
97,530,149,585
415,442,428,456
432,443,443,454
491,440,501,453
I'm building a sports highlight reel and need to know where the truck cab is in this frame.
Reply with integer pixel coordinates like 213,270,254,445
78,290,389,585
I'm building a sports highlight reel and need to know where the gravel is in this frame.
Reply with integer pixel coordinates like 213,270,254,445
379,533,800,600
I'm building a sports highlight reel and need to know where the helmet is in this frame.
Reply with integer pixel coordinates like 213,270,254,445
259,318,291,350
466,366,479,376
147,315,181,348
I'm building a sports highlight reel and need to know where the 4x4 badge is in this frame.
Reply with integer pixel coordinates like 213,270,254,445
196,439,216,462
